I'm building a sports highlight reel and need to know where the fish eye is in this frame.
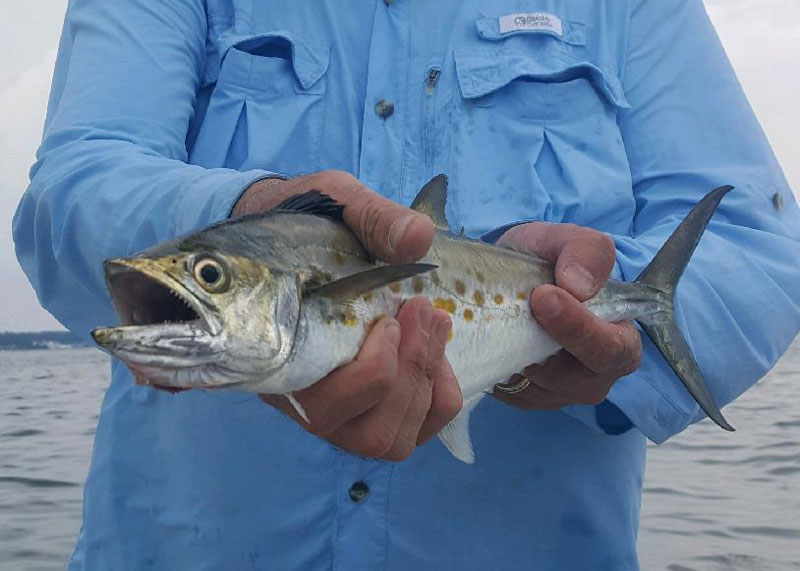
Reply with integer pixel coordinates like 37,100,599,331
192,256,229,292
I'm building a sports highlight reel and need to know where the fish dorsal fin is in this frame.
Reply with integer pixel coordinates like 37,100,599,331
410,174,449,231
304,263,437,301
274,190,345,222
437,393,484,464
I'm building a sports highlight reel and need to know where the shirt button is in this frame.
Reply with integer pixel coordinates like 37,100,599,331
375,99,395,120
384,0,393,5
773,192,784,210
348,481,370,503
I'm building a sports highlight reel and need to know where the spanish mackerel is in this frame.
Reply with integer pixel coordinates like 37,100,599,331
91,176,734,463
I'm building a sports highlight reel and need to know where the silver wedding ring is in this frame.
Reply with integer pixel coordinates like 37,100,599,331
495,375,531,395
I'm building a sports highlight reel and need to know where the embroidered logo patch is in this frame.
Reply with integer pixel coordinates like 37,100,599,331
498,12,563,37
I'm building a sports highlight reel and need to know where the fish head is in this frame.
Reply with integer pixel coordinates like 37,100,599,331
91,248,301,391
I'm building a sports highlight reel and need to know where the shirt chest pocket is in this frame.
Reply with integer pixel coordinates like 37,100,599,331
190,33,330,176
447,24,635,237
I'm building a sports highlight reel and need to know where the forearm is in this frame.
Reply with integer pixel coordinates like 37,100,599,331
11,0,276,337
13,138,273,338
604,0,800,442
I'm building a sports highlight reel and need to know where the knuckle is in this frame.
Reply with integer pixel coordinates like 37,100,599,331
570,316,598,351
607,326,640,375
320,169,356,191
383,441,414,462
302,402,333,435
360,431,395,459
588,330,626,374
441,393,463,422
357,200,385,248
597,232,615,259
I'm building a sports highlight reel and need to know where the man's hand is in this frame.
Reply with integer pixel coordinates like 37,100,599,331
235,171,462,460
493,223,642,410
232,170,434,263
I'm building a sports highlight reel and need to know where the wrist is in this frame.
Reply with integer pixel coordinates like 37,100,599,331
230,175,290,217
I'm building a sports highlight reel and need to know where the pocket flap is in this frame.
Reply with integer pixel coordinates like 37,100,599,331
453,49,629,109
221,32,330,90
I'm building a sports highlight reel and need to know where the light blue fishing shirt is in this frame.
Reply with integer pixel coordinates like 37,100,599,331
13,0,800,568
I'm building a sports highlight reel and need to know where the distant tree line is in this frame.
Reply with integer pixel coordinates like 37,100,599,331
0,331,91,350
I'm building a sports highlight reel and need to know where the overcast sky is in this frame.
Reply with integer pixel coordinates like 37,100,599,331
0,0,798,332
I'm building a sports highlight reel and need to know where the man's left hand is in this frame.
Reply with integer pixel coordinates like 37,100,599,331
493,223,642,410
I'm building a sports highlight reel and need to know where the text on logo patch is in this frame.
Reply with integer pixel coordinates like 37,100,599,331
498,12,563,37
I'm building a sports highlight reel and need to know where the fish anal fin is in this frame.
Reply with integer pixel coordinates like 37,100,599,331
285,393,310,424
304,263,436,301
410,174,450,231
438,394,484,464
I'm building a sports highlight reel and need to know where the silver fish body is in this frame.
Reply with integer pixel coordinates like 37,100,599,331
92,176,734,462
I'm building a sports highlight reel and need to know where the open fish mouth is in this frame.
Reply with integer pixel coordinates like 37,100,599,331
94,258,223,340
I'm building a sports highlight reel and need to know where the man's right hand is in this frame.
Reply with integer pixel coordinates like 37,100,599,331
235,171,463,461
232,170,434,263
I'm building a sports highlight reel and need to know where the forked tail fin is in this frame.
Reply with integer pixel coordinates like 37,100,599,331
635,185,735,431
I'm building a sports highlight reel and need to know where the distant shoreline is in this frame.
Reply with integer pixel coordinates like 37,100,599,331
0,331,92,351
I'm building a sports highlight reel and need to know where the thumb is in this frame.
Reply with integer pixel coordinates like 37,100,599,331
343,196,434,263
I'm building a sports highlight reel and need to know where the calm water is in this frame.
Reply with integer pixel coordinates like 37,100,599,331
1,346,799,570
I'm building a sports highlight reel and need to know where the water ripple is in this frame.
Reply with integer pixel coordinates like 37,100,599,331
0,476,79,489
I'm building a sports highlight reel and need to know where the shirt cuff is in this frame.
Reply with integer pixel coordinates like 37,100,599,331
172,168,284,235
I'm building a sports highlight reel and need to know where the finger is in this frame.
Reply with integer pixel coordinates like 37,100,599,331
266,317,401,436
417,356,463,445
387,308,451,451
531,285,642,375
500,223,615,300
381,300,442,460
320,172,434,264
328,298,435,459
523,354,619,406
492,376,568,410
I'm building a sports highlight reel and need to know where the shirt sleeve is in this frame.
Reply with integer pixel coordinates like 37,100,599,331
12,0,276,340
597,0,800,443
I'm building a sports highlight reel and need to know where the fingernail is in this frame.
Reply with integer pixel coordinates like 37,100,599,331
384,319,401,349
536,292,562,321
562,264,595,299
388,214,419,253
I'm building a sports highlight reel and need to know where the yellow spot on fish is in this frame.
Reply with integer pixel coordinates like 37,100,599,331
463,308,474,322
333,252,345,265
433,298,457,314
473,291,485,307
447,329,454,342
412,276,424,295
340,311,358,327
362,292,373,302
455,279,466,296
494,294,504,305
389,282,402,294
517,291,527,301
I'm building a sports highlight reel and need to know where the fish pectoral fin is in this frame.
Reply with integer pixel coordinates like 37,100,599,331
304,263,437,301
284,393,310,424
437,394,484,464
410,174,450,231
